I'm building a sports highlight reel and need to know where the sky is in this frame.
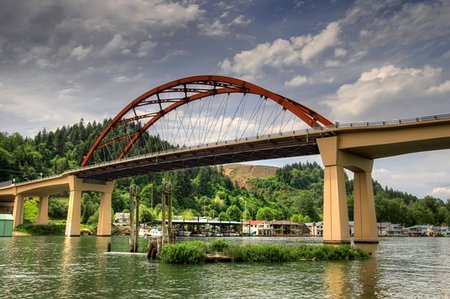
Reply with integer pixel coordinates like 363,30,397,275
0,0,449,200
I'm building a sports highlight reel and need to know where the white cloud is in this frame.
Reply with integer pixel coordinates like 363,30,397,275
231,15,252,26
431,187,450,200
199,14,252,37
347,1,450,51
198,19,229,37
70,45,92,60
426,80,450,94
324,60,341,67
100,34,129,56
373,151,450,199
326,65,445,121
136,40,157,58
219,22,340,79
334,48,347,57
300,22,340,62
19,46,51,65
285,75,308,87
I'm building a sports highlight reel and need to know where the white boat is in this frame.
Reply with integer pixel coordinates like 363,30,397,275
139,227,162,238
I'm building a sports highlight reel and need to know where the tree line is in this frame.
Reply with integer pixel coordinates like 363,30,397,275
1,120,449,228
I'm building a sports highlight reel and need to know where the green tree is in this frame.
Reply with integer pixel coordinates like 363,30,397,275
256,207,277,221
218,211,230,221
242,209,252,221
226,205,242,221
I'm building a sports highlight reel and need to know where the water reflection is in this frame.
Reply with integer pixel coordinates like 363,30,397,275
324,243,380,298
324,262,352,298
355,243,380,298
59,237,81,298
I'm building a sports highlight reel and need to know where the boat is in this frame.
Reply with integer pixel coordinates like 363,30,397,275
139,227,162,238
176,230,192,237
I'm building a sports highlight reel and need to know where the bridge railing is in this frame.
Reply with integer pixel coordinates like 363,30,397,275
334,113,450,129
0,173,67,188
0,180,13,188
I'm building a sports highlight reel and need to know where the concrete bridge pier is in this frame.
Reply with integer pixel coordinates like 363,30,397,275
353,171,378,243
97,191,113,236
36,195,50,225
65,176,115,237
13,194,24,228
318,136,378,244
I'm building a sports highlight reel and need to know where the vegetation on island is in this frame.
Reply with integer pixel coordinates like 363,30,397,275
159,240,368,264
1,119,450,234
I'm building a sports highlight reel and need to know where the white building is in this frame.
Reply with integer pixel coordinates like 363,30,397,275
242,220,274,236
305,222,323,237
114,212,130,226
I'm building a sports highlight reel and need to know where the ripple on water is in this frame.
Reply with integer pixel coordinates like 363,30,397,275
1,236,450,298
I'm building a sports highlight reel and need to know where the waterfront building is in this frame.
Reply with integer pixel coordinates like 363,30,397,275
403,225,434,236
242,220,274,236
271,220,309,236
113,212,130,226
386,223,404,236
305,222,323,237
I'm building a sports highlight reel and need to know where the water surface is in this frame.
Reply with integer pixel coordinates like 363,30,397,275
1,236,449,298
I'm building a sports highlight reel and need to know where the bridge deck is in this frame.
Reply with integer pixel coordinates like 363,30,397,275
70,130,328,181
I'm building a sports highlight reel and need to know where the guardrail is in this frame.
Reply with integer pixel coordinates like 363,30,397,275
0,180,13,188
334,113,450,129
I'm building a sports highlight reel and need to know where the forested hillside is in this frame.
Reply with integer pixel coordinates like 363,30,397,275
1,120,449,229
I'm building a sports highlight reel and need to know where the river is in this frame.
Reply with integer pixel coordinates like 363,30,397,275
0,236,449,298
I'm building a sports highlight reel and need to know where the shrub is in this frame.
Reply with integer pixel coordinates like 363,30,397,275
210,239,229,252
15,224,66,235
224,244,244,262
159,241,368,264
240,244,291,262
160,241,207,264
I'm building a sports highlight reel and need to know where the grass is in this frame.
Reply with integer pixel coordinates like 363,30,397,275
15,223,66,235
14,221,97,236
159,240,368,264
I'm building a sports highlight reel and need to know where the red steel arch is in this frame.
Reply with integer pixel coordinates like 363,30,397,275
82,75,333,166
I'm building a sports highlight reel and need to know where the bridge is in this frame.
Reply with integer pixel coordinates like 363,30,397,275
1,75,449,244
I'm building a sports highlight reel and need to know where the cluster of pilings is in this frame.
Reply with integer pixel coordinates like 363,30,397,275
127,180,176,258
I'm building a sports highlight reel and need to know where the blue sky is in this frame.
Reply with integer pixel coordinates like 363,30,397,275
0,0,449,199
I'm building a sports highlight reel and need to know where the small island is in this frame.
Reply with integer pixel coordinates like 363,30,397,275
158,240,368,264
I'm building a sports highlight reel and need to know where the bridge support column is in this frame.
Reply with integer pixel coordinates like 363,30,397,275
36,195,49,225
322,165,350,244
318,136,378,244
13,194,24,228
354,171,378,243
66,190,81,237
65,176,115,237
97,191,112,236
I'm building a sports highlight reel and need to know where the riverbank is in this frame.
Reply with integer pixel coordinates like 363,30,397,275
14,223,96,236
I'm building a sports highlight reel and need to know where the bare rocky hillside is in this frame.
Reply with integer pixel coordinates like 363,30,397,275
222,164,278,189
